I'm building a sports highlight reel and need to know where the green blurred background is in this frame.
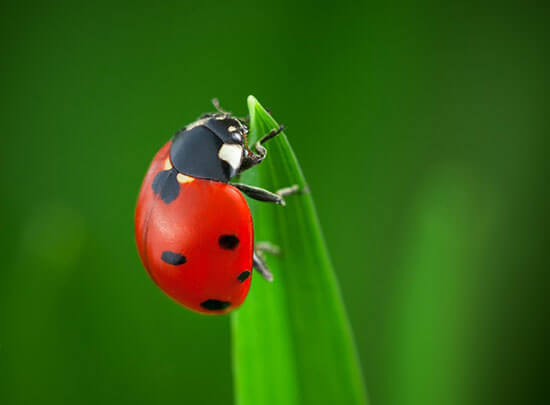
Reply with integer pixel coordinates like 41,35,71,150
1,1,547,404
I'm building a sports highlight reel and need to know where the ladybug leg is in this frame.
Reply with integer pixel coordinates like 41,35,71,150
233,183,284,205
253,251,274,282
275,184,301,198
239,125,285,172
232,183,301,206
255,241,280,255
253,242,281,281
253,123,283,157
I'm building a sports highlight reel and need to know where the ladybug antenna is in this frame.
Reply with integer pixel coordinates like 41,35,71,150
212,98,230,115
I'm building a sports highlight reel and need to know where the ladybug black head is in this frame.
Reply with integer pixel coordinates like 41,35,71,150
169,114,248,182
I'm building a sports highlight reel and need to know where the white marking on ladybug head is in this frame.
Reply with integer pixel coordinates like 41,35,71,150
227,125,237,132
218,143,243,170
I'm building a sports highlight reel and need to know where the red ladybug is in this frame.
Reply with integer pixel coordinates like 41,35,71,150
135,104,297,314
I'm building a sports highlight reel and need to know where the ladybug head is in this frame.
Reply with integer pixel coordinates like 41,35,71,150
169,114,248,182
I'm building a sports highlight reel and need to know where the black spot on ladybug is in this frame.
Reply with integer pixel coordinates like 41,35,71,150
218,234,240,250
152,168,179,203
200,299,231,311
237,271,250,282
161,251,186,265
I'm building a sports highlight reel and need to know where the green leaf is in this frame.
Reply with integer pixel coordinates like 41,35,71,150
231,96,368,405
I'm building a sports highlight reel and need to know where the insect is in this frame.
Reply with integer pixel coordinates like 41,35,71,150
135,101,298,314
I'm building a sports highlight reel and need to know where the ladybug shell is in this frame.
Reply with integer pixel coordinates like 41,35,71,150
135,142,253,314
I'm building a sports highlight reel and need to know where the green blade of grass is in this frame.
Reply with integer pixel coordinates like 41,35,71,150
231,96,368,405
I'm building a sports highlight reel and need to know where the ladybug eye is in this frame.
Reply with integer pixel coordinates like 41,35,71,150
230,132,243,143
218,143,243,170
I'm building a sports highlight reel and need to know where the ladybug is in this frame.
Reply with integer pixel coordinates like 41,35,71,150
135,102,298,314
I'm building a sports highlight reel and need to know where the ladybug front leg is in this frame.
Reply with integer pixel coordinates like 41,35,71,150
239,125,285,173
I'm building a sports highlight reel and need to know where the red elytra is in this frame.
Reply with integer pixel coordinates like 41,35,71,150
135,142,253,314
